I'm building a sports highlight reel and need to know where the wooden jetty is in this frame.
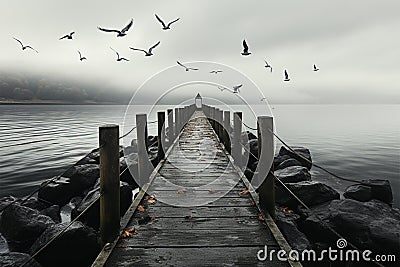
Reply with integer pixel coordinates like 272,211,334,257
92,98,300,266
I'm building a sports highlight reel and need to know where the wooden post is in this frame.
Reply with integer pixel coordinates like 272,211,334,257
167,109,173,146
136,114,150,186
218,109,223,140
223,110,231,153
157,111,165,161
210,107,215,129
257,116,275,219
174,108,180,137
99,124,120,246
232,112,242,167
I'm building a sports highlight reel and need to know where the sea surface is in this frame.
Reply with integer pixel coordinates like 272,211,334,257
0,104,399,207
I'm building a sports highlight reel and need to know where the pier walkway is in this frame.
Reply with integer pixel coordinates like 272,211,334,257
93,111,294,266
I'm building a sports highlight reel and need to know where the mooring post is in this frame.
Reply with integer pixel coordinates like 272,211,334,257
217,109,222,140
223,110,231,153
99,124,120,247
136,114,149,186
209,107,214,128
157,111,165,161
174,108,180,137
167,109,173,146
232,112,243,167
257,116,276,219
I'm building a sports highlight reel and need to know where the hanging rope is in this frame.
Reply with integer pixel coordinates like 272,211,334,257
119,120,157,140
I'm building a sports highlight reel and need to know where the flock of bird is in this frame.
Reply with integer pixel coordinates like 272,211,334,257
12,15,320,100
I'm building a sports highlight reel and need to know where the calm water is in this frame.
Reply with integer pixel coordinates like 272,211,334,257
0,104,399,206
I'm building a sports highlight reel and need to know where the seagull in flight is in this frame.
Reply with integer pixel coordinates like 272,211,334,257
77,51,87,61
260,97,267,101
155,14,180,30
59,32,75,40
210,70,223,74
98,19,133,37
13,38,38,53
241,39,251,56
284,70,290,82
233,84,242,93
218,86,226,92
177,61,199,71
264,60,272,72
313,64,320,72
110,47,129,61
130,41,160,57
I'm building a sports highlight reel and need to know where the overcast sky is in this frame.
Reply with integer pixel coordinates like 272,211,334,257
0,0,399,104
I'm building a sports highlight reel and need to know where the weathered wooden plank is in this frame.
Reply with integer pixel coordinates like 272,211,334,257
116,228,276,247
133,205,259,218
126,216,266,230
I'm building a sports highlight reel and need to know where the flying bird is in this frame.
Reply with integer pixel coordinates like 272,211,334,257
241,39,251,56
98,19,133,37
233,84,243,93
218,86,226,92
155,14,180,30
264,60,272,72
284,70,290,82
313,64,320,71
177,61,199,71
129,41,160,56
210,70,223,74
260,97,267,101
110,47,129,61
77,51,87,61
59,32,75,40
13,37,38,53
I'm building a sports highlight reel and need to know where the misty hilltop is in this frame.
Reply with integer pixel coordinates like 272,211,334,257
0,71,130,104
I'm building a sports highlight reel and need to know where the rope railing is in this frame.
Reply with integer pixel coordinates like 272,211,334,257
239,142,384,267
119,120,157,140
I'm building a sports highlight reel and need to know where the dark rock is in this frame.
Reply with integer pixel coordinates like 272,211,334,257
75,156,97,166
276,158,302,171
276,181,340,208
275,166,311,183
124,145,137,155
148,146,159,167
0,196,48,212
0,196,18,211
120,163,139,188
273,154,291,169
249,160,258,172
40,205,61,223
71,182,132,230
278,146,312,170
241,131,257,144
244,167,254,181
276,219,311,252
0,204,54,252
147,135,158,148
343,185,372,202
29,221,99,267
361,179,393,205
301,199,400,258
0,252,42,267
39,164,100,206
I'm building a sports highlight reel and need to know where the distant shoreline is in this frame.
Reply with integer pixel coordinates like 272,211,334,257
0,100,124,105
